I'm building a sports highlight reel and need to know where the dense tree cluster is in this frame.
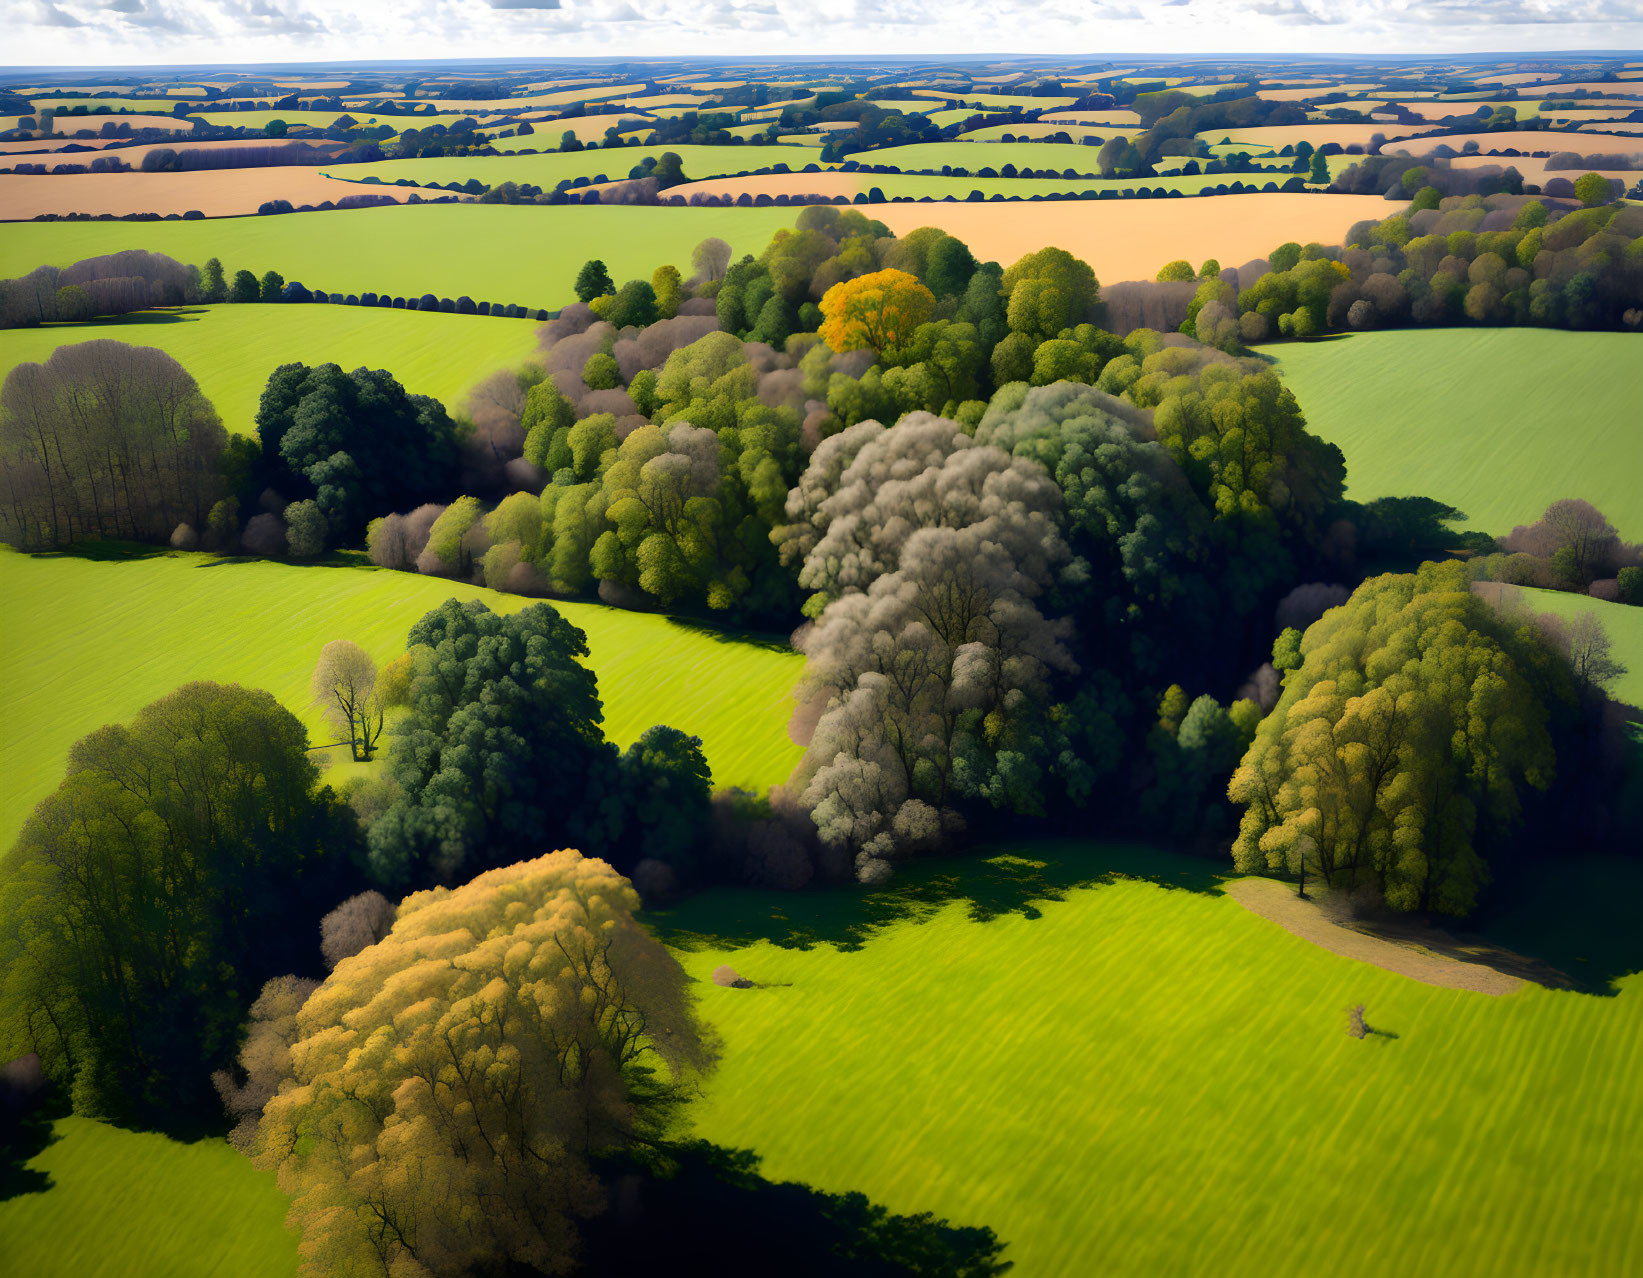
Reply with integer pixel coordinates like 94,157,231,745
249,851,710,1278
1228,561,1577,914
362,599,712,890
0,684,361,1124
0,339,227,549
0,249,195,328
245,361,467,546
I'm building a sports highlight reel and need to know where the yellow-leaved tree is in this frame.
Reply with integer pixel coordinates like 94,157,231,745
250,850,712,1277
819,267,935,353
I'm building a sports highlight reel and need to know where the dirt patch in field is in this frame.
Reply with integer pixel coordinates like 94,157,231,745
1228,877,1572,995
871,194,1390,288
787,689,828,748
0,167,448,219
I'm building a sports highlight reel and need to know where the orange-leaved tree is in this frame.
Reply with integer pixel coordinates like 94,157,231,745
819,267,936,353
249,850,712,1277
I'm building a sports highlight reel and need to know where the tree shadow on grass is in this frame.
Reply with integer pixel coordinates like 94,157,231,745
0,1076,61,1204
650,841,1224,954
28,538,172,563
37,308,206,332
580,1140,1010,1278
1470,855,1643,996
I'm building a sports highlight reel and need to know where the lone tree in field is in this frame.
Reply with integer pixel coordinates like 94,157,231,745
310,640,385,761
574,257,615,303
249,850,711,1278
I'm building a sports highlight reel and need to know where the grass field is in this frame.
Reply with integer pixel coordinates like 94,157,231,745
672,171,1309,203
3,845,1638,1275
1515,588,1643,709
666,845,1643,1277
321,143,826,190
843,140,1115,173
0,1118,297,1278
1270,329,1643,540
0,549,806,853
0,304,542,432
0,204,799,313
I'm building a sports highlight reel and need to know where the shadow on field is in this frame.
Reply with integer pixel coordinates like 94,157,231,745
41,308,203,333
581,1140,1010,1278
30,539,171,563
1471,856,1643,996
0,1073,60,1203
651,842,1222,953
666,613,799,654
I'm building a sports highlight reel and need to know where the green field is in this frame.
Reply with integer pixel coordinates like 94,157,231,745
845,140,1114,173
0,204,800,314
0,304,542,433
186,109,485,130
1271,329,1643,540
669,847,1643,1277
758,172,1283,200
7,846,1638,1276
1516,588,1643,709
321,143,826,190
0,550,806,853
0,1118,297,1278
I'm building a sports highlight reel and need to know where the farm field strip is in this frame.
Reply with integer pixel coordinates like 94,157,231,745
0,166,448,219
0,203,801,312
319,142,829,190
0,550,808,854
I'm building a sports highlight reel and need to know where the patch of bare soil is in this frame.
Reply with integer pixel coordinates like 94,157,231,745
1227,877,1572,995
786,689,828,748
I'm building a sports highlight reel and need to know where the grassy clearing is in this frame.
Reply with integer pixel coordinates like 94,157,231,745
0,304,542,432
1514,588,1643,709
321,143,825,190
0,1117,297,1278
0,549,806,853
1269,328,1643,540
0,204,798,313
665,845,1643,1278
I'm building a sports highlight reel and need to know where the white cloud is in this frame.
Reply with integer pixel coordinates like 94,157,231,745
5,0,1642,63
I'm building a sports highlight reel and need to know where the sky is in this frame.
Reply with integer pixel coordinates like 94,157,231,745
6,0,1642,68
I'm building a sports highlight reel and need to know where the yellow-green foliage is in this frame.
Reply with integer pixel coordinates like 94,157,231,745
0,550,806,853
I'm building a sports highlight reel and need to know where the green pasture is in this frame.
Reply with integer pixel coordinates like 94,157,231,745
0,304,541,433
321,143,825,190
846,140,1113,172
739,172,1288,200
911,91,1079,111
668,846,1643,1277
0,1117,297,1278
1514,589,1643,709
3,844,1639,1275
959,122,1138,143
31,97,178,114
0,549,807,854
0,204,799,314
1270,328,1643,540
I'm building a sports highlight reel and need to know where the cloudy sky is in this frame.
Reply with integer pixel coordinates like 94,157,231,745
7,0,1641,67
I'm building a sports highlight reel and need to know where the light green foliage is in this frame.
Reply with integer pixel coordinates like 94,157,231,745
1272,329,1643,539
0,550,806,851
1230,561,1566,914
1156,259,1195,282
